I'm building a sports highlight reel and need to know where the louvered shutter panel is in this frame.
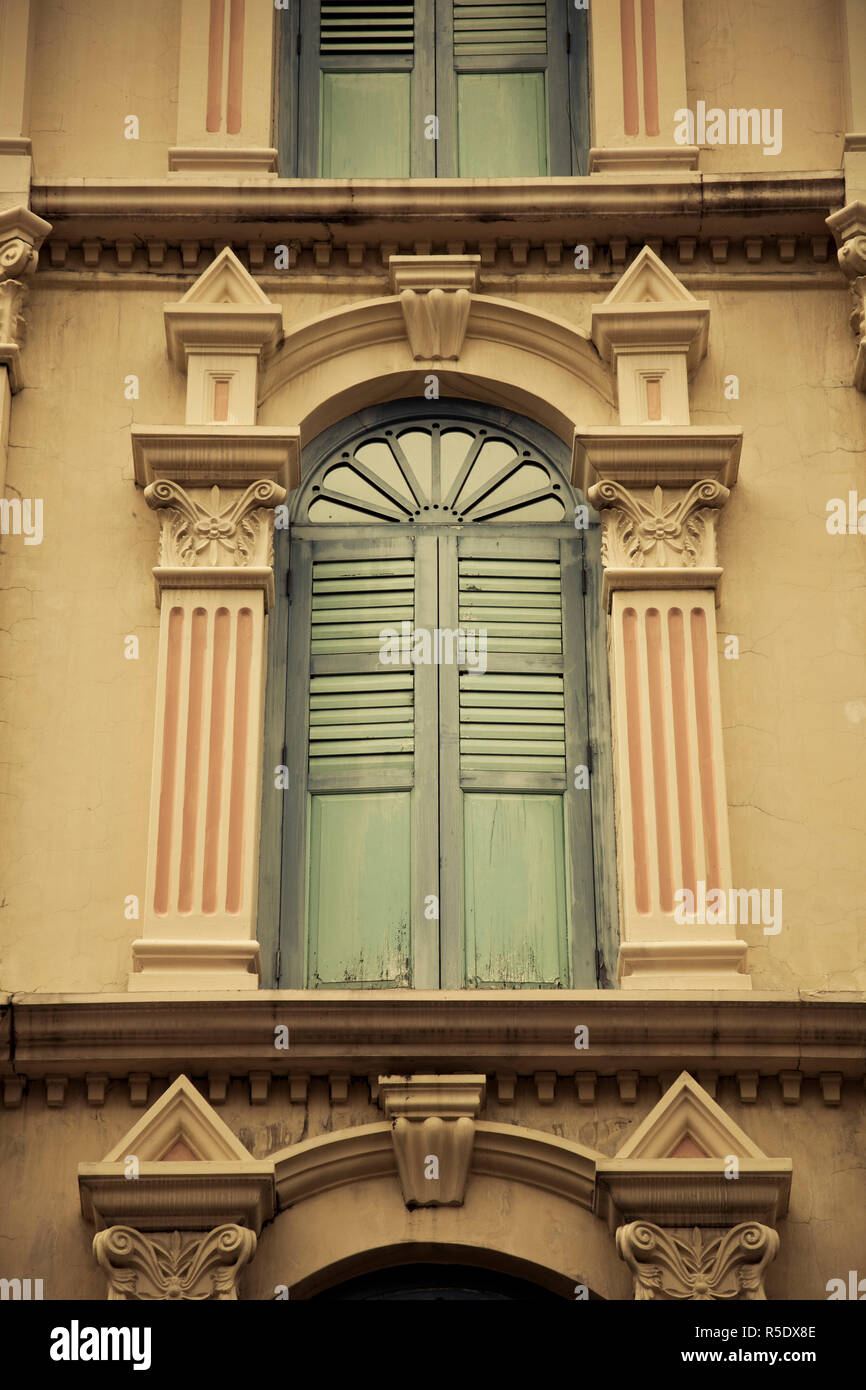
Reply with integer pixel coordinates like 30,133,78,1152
439,534,595,987
284,539,430,988
439,0,566,176
294,0,434,177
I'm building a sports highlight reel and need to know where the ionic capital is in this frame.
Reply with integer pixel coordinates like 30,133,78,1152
616,1221,779,1301
93,1224,257,1301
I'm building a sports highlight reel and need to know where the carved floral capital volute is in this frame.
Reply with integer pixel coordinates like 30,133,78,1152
587,479,729,571
93,1224,257,1301
616,1221,780,1301
0,206,52,284
144,479,286,570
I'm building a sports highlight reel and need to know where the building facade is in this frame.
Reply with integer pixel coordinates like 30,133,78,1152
0,0,864,1302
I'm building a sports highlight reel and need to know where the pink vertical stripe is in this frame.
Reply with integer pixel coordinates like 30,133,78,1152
202,608,230,913
640,0,660,137
645,608,673,911
623,607,650,914
178,608,207,914
226,0,245,135
206,0,226,133
213,378,230,422
154,607,184,915
620,0,640,137
668,608,696,896
691,608,721,890
226,608,253,914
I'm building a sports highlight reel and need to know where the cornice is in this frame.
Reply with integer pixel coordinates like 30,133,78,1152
574,427,742,491
30,174,844,229
26,176,845,281
131,425,300,489
4,993,866,1092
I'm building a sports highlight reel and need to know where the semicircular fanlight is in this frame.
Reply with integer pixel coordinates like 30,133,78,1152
304,420,568,523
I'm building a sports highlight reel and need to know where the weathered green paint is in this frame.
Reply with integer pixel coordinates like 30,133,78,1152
261,401,617,990
277,1,588,177
457,72,548,176
463,792,569,986
307,791,412,987
320,72,412,177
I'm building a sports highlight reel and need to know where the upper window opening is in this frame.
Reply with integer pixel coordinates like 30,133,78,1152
276,0,590,178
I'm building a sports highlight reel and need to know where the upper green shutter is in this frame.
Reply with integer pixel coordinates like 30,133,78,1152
279,1,588,176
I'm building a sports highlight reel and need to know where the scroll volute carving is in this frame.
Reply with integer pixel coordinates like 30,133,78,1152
93,1224,257,1301
616,1221,779,1301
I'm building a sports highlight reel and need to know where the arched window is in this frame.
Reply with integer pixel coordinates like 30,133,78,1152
259,401,616,988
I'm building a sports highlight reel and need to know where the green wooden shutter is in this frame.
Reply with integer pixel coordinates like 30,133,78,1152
281,534,440,988
438,533,595,988
279,1,589,177
295,0,435,177
436,0,575,176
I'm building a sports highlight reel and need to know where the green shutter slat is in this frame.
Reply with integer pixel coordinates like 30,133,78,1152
313,590,414,609
453,0,547,57
310,673,413,693
457,588,560,607
459,560,560,577
460,707,564,725
313,559,414,578
308,557,415,771
311,607,414,624
460,690,563,708
459,606,562,624
312,737,415,758
311,690,412,709
320,2,414,54
311,706,412,725
314,576,415,593
460,672,562,692
460,754,566,772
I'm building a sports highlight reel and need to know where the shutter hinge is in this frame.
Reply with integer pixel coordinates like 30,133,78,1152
275,947,281,982
586,739,593,774
581,559,587,594
566,29,571,54
296,31,302,56
286,569,291,598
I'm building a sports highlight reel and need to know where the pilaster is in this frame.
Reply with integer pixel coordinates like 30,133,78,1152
588,1,697,175
575,248,746,991
171,0,278,175
130,250,297,991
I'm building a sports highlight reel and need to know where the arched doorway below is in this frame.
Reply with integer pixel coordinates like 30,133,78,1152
312,1263,567,1300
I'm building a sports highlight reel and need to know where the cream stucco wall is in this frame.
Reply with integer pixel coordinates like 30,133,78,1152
683,0,845,173
29,0,180,179
1,272,864,993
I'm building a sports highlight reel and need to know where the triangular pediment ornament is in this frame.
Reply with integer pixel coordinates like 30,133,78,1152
616,1071,768,1161
164,248,283,367
101,1075,253,1163
179,246,274,308
591,246,710,370
601,245,698,307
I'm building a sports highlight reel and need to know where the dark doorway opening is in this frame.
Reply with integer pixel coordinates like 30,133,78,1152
312,1263,565,1301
